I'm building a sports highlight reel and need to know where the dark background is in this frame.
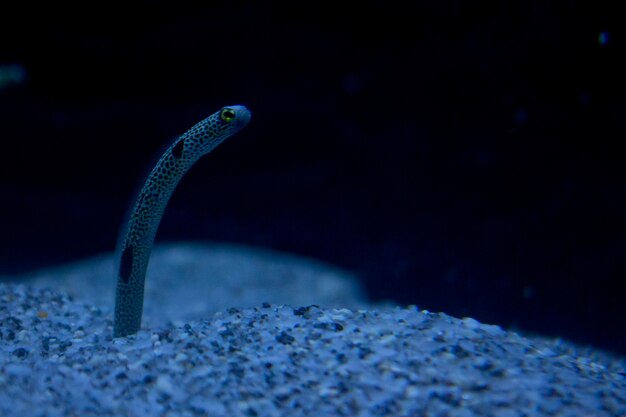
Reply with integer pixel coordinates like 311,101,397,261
1,2,624,355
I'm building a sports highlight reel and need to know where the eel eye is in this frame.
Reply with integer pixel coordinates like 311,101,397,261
220,108,236,122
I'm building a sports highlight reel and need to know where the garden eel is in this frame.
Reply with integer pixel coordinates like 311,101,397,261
114,105,251,337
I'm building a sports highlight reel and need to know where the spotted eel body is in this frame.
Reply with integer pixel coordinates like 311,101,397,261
114,105,251,337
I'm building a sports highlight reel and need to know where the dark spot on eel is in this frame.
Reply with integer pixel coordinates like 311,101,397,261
120,244,134,283
172,138,185,159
